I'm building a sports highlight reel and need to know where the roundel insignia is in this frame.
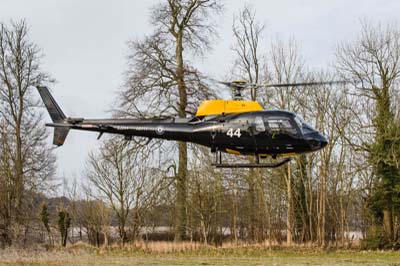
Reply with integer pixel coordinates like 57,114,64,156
156,126,165,135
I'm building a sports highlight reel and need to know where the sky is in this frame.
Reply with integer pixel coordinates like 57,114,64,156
1,0,399,184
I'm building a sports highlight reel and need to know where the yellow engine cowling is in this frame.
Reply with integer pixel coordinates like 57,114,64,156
195,100,263,117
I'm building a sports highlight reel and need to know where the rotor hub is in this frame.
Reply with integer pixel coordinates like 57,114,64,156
230,80,247,100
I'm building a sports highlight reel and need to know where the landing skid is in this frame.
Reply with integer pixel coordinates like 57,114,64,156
212,150,291,168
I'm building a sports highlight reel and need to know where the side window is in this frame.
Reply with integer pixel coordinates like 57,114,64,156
254,116,265,132
267,117,296,134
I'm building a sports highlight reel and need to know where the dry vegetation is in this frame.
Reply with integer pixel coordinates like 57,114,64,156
1,244,400,266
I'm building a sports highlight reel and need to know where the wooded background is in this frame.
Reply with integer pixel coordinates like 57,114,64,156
0,0,399,249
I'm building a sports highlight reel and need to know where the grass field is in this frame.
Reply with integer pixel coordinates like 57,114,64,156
1,244,400,266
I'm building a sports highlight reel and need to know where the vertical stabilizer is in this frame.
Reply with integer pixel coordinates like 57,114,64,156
37,86,66,123
37,86,70,146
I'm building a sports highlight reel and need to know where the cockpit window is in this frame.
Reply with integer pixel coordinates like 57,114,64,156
294,115,316,134
294,115,315,134
266,117,297,134
294,116,304,129
268,119,289,129
254,116,265,132
302,123,315,134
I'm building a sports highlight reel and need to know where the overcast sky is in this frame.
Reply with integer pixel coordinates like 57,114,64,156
1,0,399,186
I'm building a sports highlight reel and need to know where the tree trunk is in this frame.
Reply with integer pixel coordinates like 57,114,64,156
118,213,127,245
15,125,24,213
286,163,292,246
175,142,187,241
232,190,238,244
174,29,188,241
248,168,257,242
383,209,393,242
318,165,327,248
103,228,108,247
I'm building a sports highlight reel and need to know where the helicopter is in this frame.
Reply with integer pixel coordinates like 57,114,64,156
36,80,343,168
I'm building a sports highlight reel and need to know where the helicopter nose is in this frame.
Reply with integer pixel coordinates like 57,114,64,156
306,132,328,151
319,134,328,148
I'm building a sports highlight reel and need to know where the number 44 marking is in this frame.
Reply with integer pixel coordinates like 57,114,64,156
226,128,241,138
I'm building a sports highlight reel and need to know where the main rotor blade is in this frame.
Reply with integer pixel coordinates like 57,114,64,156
218,81,235,87
209,78,353,93
259,80,350,88
217,80,247,88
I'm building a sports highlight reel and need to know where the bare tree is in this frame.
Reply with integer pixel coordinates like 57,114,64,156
86,137,161,244
79,185,111,247
119,0,222,241
230,5,268,243
232,4,265,99
86,138,136,243
264,38,306,246
187,145,224,245
0,20,55,246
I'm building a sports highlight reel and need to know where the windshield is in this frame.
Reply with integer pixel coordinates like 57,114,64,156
295,115,316,134
294,116,304,129
302,123,316,134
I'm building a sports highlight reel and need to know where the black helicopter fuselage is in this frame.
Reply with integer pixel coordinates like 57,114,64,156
49,110,327,156
37,86,327,160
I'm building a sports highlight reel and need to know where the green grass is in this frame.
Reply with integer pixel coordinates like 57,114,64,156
1,249,400,266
